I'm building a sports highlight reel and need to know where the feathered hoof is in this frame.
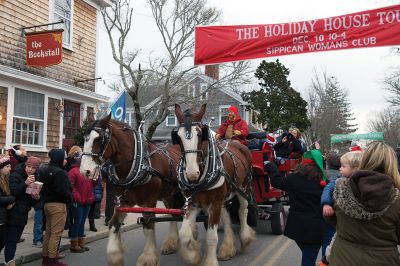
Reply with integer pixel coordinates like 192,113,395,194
204,258,219,266
240,227,256,251
180,239,201,266
136,253,160,266
160,237,178,255
107,250,124,266
217,242,236,261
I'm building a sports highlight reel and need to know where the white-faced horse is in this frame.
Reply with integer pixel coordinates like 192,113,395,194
173,104,256,266
80,114,183,266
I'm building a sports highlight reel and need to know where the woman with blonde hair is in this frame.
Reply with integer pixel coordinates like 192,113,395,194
0,155,15,264
328,142,400,266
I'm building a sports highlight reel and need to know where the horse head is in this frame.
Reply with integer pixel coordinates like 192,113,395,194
174,103,207,183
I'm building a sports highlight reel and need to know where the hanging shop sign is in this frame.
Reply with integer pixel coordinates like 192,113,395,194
194,4,400,65
26,29,63,67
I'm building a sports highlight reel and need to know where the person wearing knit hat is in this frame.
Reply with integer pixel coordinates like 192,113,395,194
215,105,249,145
0,154,15,263
7,144,28,172
4,156,41,265
265,150,327,266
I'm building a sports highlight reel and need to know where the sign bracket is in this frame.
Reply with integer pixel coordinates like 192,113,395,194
21,20,64,37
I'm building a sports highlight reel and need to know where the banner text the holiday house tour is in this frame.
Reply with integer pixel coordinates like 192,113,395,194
194,5,400,65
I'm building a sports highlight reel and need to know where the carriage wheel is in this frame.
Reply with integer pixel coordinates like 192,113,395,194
270,202,285,235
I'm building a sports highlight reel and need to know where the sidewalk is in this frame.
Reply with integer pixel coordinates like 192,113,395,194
0,209,144,264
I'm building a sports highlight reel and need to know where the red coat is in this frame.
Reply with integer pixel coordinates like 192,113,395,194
217,117,249,144
68,165,94,205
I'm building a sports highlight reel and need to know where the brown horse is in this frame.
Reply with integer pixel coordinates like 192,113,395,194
174,104,255,266
80,114,183,266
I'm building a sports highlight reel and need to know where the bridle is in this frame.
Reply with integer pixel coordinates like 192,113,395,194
82,121,150,188
82,125,112,165
173,121,223,195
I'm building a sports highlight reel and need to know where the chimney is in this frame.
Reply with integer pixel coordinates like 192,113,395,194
205,64,219,80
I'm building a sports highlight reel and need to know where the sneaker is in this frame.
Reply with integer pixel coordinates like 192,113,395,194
33,242,43,248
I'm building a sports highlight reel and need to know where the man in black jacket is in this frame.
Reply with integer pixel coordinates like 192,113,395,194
40,149,72,266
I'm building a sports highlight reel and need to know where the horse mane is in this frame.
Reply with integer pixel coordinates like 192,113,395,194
86,116,131,135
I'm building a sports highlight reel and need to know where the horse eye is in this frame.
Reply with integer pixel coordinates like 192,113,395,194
84,136,90,142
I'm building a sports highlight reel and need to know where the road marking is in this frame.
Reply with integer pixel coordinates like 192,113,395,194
263,238,293,266
249,236,284,266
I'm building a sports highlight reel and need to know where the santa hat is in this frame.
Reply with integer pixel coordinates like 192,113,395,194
228,105,239,116
302,149,327,187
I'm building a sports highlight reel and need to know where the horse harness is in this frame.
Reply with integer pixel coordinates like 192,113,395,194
83,122,178,206
173,122,252,213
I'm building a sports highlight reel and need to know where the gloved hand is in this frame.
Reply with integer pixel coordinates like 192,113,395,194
234,130,241,135
3,195,15,205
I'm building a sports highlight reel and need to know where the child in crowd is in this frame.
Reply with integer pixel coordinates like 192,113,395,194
319,151,363,265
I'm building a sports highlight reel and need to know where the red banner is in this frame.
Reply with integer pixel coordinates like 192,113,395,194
195,5,400,65
26,29,63,67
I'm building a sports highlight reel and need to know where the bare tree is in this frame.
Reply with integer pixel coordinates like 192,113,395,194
102,0,252,138
367,107,400,148
384,71,400,106
304,69,357,150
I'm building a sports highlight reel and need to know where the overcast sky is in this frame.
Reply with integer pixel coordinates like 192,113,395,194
97,0,400,133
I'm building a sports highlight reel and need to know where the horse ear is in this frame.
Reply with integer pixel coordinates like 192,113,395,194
99,113,112,128
175,104,183,124
198,104,206,118
193,104,206,121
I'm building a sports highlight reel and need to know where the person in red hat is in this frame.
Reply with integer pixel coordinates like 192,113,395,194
215,105,249,145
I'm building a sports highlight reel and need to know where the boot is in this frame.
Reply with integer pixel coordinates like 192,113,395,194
69,239,84,253
6,260,15,266
89,219,97,232
41,256,49,266
78,237,89,251
46,257,67,266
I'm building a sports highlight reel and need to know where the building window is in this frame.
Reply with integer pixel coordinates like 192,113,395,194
166,112,177,126
200,84,208,100
13,89,44,146
51,0,74,48
219,105,230,124
187,85,195,98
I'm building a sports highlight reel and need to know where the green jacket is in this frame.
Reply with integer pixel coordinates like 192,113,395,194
329,171,400,266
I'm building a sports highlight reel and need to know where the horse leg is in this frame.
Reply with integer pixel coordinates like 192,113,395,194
204,204,223,266
137,216,160,266
237,194,256,251
160,221,179,255
217,207,236,261
179,207,200,266
107,212,127,266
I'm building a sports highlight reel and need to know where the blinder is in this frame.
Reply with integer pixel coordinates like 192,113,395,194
170,124,209,144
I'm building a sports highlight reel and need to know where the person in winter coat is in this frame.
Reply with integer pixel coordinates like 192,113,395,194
68,156,94,253
87,177,102,232
40,149,72,266
273,128,303,158
215,105,249,145
319,151,363,265
327,142,400,266
267,149,327,266
0,155,15,261
7,145,28,173
5,156,41,266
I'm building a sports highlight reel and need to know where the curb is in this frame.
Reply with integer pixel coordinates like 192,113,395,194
21,223,142,264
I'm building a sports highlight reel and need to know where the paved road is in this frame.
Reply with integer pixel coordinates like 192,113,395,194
24,218,313,266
